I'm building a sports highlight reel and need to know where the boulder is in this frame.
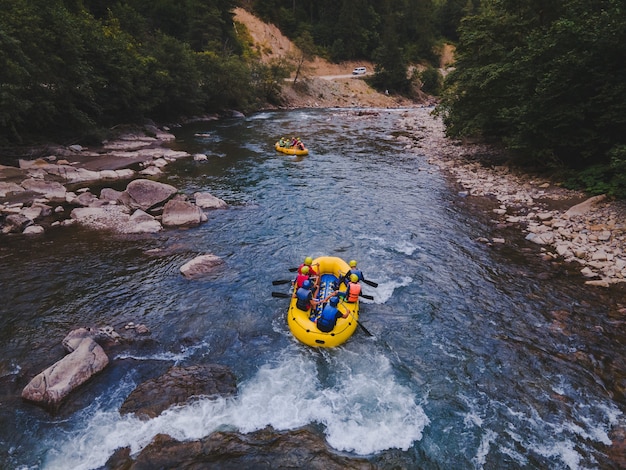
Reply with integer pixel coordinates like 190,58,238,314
70,206,132,231
22,225,44,235
127,209,162,233
2,213,31,234
180,254,223,279
21,336,109,407
108,428,375,469
194,192,228,209
100,187,124,203
20,179,66,201
119,364,237,419
123,179,178,211
0,181,24,197
73,191,99,207
70,206,163,234
564,194,606,218
162,197,207,227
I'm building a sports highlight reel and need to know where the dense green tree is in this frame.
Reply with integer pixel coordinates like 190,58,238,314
370,9,411,95
0,0,258,144
438,0,626,167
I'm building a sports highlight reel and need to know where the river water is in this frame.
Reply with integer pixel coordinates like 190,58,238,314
0,108,623,469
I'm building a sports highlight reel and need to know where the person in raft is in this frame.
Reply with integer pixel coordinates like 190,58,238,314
294,280,319,311
290,136,305,150
295,265,313,288
337,274,362,303
297,256,319,287
315,296,350,332
340,259,364,286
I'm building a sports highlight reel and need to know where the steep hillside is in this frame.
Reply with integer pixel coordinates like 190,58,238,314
233,8,427,108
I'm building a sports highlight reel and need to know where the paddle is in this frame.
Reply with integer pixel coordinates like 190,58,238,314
336,269,378,288
339,300,373,337
359,293,374,301
362,278,378,288
272,279,293,286
288,263,319,273
356,319,373,337
272,292,291,298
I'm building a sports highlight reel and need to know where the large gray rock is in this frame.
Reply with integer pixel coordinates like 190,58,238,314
119,364,237,419
21,336,109,407
0,181,24,197
123,179,178,211
99,187,124,203
127,209,162,233
162,197,207,227
70,206,162,233
2,213,32,233
564,194,606,218
193,192,228,209
20,178,66,201
70,206,132,231
106,428,375,470
180,254,223,279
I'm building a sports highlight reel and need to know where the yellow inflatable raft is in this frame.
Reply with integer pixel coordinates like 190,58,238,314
287,256,358,348
275,142,309,156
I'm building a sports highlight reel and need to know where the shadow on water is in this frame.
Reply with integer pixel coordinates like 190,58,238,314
0,108,624,469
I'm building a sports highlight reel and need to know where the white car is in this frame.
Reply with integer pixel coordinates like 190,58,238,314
352,67,366,75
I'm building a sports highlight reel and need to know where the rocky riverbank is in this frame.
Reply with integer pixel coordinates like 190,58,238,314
396,107,626,290
3,108,626,291
0,121,228,236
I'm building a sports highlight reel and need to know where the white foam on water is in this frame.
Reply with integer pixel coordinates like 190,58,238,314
458,386,624,470
113,341,209,364
0,360,21,378
43,347,428,469
472,428,497,468
533,440,581,470
372,276,412,304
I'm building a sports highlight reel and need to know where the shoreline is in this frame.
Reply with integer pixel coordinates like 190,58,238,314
396,106,626,291
2,105,626,292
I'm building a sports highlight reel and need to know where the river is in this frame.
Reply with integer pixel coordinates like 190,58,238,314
0,108,623,469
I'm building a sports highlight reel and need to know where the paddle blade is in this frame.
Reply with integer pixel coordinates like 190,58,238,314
272,279,292,286
357,321,373,337
363,279,378,288
359,293,374,301
272,292,291,298
288,267,298,272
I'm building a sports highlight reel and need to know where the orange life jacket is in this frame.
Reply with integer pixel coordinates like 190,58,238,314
346,282,361,302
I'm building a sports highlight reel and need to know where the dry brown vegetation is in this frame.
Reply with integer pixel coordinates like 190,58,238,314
234,7,429,108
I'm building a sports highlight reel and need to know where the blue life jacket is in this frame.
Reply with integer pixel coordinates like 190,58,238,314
295,287,312,310
344,268,363,285
317,305,341,332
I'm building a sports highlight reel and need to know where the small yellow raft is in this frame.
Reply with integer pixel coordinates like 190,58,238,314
275,142,309,156
287,256,358,348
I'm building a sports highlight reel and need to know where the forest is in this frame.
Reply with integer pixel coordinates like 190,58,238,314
1,0,625,196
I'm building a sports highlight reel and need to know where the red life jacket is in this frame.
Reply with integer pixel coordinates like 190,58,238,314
346,282,361,302
295,273,309,287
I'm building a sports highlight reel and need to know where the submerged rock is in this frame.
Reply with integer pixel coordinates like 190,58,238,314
106,427,375,470
180,254,223,279
119,364,237,419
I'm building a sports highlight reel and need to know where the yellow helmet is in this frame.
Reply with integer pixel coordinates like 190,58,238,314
350,274,359,283
304,256,313,265
301,266,309,275
349,260,357,267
